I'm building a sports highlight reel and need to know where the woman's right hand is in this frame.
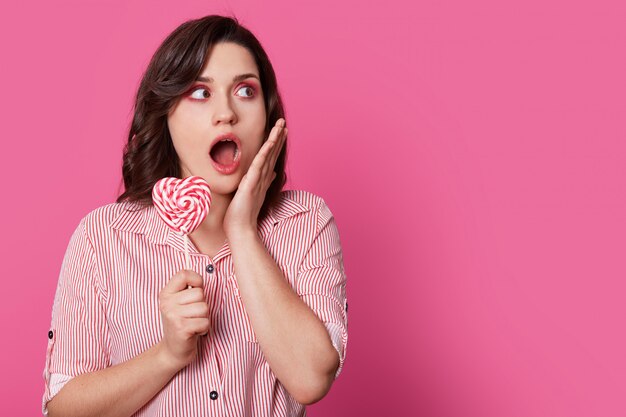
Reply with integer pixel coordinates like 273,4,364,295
157,270,210,372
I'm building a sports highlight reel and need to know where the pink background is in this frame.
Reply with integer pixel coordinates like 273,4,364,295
1,0,625,415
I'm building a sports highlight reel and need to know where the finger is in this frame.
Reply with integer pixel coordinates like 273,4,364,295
261,123,284,169
162,270,204,295
186,317,211,335
173,287,205,305
249,120,284,183
268,126,287,170
176,302,210,318
180,270,204,288
263,123,282,158
265,126,283,165
262,126,286,181
244,156,261,186
250,125,280,174
268,119,284,147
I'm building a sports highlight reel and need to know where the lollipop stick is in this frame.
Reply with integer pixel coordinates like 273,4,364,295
184,234,192,290
184,233,191,270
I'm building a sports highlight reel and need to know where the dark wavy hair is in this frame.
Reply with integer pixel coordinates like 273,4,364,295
116,14,288,222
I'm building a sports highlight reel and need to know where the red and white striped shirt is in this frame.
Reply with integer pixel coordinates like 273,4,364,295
42,190,348,416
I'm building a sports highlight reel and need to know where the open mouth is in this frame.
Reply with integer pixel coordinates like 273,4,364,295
210,139,240,165
209,134,242,174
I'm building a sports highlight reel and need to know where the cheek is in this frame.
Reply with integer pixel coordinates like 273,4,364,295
169,131,201,165
167,115,185,149
168,103,202,137
169,116,203,150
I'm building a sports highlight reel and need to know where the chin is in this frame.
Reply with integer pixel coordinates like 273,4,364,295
205,175,242,196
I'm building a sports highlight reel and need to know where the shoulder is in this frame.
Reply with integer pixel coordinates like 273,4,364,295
270,190,330,224
277,189,328,211
271,190,338,230
78,200,146,238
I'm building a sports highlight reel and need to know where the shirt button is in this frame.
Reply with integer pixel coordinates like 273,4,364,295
209,390,219,400
206,264,214,274
48,330,54,339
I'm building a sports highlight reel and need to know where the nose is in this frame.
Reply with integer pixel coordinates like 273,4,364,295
211,91,237,125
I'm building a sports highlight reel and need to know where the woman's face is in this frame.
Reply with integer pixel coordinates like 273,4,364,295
167,41,266,196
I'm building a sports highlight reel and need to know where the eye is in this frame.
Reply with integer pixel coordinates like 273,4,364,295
236,85,255,98
190,87,210,100
188,84,256,100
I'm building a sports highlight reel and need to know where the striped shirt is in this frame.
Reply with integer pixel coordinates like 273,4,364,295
42,189,348,416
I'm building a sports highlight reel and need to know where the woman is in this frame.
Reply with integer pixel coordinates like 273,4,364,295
42,14,348,417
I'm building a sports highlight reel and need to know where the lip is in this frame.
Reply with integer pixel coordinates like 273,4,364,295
208,132,242,175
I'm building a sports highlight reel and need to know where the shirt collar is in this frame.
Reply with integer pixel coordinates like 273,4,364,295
110,194,310,248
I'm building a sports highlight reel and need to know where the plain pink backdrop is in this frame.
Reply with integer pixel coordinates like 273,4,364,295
1,0,625,415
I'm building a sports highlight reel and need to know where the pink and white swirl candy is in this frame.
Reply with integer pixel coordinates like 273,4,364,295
152,176,212,235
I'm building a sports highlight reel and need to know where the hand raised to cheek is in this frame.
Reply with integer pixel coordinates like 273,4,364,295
224,118,287,238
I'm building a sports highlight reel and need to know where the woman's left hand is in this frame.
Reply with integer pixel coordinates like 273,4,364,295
224,118,287,240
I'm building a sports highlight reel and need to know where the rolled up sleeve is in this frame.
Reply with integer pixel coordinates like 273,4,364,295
42,217,110,415
296,199,348,379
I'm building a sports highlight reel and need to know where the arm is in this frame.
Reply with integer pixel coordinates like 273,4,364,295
229,230,338,405
47,342,179,417
47,269,211,417
43,217,210,416
222,120,348,404
228,200,348,405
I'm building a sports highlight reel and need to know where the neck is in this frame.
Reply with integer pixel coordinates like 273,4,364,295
190,191,233,241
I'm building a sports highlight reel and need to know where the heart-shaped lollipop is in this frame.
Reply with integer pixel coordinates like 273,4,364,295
152,176,212,234
152,176,212,269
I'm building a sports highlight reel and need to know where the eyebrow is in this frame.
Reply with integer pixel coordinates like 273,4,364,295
195,73,260,83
